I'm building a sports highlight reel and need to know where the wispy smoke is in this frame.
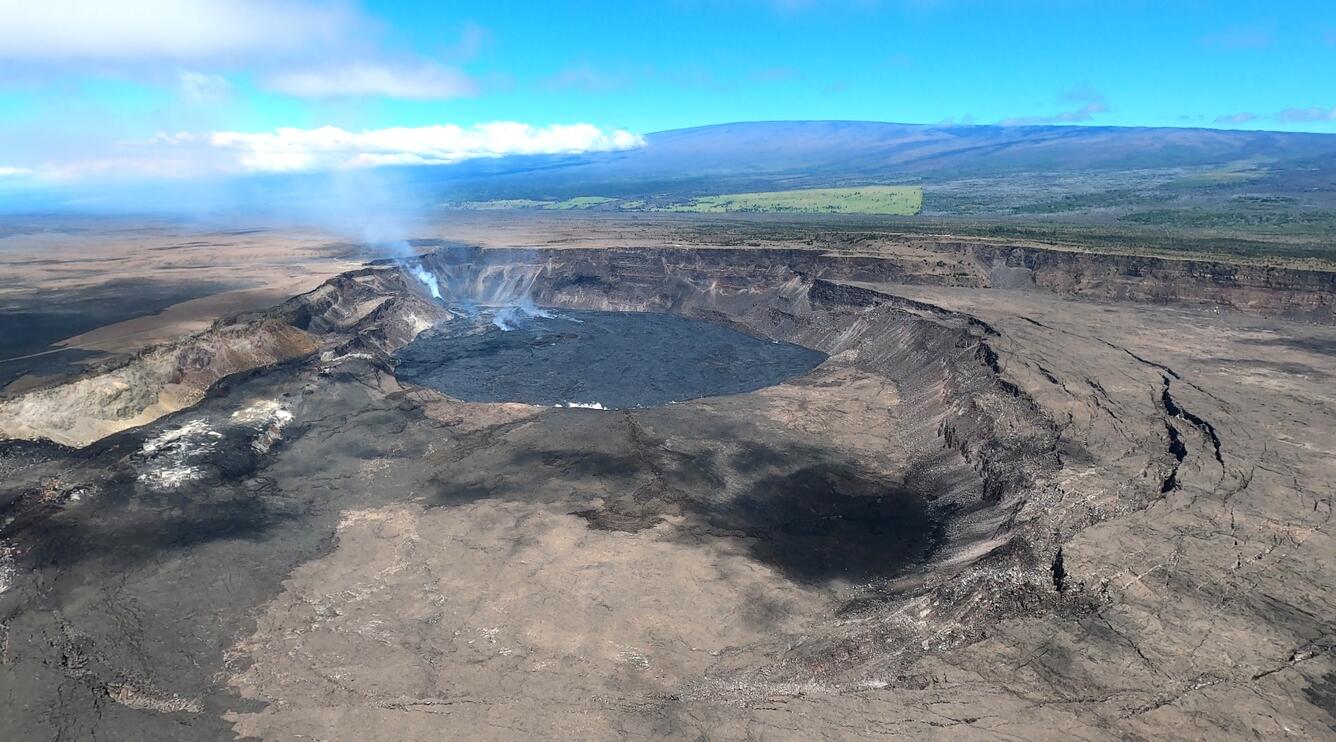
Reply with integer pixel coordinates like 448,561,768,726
490,302,553,331
409,262,442,299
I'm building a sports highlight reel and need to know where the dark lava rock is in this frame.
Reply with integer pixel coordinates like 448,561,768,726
393,309,828,408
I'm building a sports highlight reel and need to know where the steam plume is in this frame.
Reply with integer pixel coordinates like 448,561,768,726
409,262,442,300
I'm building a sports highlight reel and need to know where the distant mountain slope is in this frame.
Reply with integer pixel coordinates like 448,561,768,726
428,120,1336,199
9,121,1336,250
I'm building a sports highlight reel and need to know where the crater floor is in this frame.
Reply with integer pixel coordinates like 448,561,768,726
393,309,828,408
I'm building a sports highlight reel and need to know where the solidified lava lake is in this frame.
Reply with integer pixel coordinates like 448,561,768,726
393,309,828,408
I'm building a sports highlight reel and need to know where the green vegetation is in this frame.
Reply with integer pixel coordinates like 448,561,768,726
447,186,924,216
543,196,618,210
672,217,1336,268
1164,165,1267,189
449,197,617,210
1119,208,1336,232
438,175,1336,266
660,186,923,215
450,199,549,210
1010,189,1171,215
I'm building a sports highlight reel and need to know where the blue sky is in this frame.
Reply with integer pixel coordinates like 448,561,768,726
1,0,1334,180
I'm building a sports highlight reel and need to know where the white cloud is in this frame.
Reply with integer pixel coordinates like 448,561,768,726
207,123,646,172
0,2,489,105
178,71,233,101
263,62,476,100
4,123,646,182
1214,112,1258,125
1276,106,1336,123
0,0,356,61
999,103,1110,127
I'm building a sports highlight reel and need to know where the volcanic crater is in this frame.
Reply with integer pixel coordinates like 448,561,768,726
1,240,1332,739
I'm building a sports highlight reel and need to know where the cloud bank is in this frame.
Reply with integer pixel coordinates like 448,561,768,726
0,0,355,61
0,1,491,101
201,122,645,173
1210,105,1336,126
1276,106,1336,123
2,122,645,182
263,62,477,100
999,102,1109,127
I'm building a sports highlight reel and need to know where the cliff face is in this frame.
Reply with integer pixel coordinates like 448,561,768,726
419,242,1336,323
822,240,1336,321
0,321,319,448
5,239,1330,450
0,267,449,448
974,246,1336,321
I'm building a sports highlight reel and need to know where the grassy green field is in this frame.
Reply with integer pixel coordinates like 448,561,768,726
661,186,923,215
447,186,924,215
543,196,618,210
450,196,615,210
451,199,549,210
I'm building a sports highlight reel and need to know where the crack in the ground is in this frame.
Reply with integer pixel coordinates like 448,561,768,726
1160,376,1224,466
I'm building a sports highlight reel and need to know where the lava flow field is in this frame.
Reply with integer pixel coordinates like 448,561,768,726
1,241,1334,740
393,309,827,409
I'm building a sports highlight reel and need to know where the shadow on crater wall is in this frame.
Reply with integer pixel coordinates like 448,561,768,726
721,464,940,584
13,487,297,571
428,413,944,587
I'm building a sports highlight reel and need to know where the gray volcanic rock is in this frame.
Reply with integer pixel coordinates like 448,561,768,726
0,242,1332,740
393,310,827,408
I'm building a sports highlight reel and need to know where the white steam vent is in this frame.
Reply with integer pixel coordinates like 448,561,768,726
402,257,552,330
410,263,442,300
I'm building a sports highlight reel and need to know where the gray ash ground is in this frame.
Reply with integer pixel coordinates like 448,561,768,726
393,309,828,408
